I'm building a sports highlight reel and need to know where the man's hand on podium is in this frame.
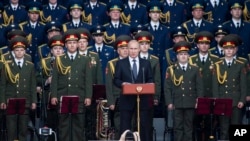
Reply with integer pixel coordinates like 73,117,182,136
122,82,131,85
51,98,58,105
0,103,6,109
84,98,91,106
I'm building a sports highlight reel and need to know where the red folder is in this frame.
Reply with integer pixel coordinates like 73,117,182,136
7,98,26,115
59,96,79,114
92,84,106,100
213,98,233,117
196,98,214,115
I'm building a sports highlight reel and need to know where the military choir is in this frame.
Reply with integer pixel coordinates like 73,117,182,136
0,0,250,141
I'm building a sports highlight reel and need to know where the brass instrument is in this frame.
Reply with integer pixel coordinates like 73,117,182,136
96,99,110,140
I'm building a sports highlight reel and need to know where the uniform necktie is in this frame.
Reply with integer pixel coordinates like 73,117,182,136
114,24,117,29
214,0,217,8
169,2,172,6
182,66,186,72
228,62,231,68
83,53,86,56
132,59,137,79
220,50,224,56
143,56,146,60
75,24,78,28
13,7,16,11
154,25,157,31
18,61,21,69
52,6,55,10
97,47,101,55
131,4,134,10
236,22,240,29
31,25,35,29
202,57,205,65
92,5,96,9
196,22,199,27
70,55,74,61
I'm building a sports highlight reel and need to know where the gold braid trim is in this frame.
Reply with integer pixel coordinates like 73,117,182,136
103,32,116,44
204,11,213,22
160,11,170,24
2,11,14,26
4,63,19,84
182,22,195,43
39,11,51,23
109,62,115,77
165,50,174,66
82,11,92,25
169,67,183,86
215,63,227,84
41,59,51,77
243,2,250,21
56,56,71,75
120,12,131,24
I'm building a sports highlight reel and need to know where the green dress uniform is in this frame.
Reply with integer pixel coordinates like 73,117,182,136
87,51,103,85
164,41,204,141
0,37,37,141
212,34,247,140
50,52,92,141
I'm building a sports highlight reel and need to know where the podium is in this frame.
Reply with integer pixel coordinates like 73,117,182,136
196,98,233,140
59,96,79,141
7,98,26,141
122,83,155,133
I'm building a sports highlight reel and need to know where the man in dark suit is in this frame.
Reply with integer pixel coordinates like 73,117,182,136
50,29,92,141
114,40,153,141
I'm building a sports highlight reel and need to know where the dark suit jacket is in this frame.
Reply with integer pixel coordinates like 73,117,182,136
114,57,153,110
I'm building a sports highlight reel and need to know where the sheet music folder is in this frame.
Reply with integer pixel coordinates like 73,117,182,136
59,96,79,114
92,84,106,100
196,98,214,115
213,98,232,117
7,98,26,115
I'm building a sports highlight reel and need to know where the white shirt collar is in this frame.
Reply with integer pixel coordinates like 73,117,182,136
15,58,24,66
232,18,241,27
11,4,18,9
167,0,174,5
150,21,160,29
30,21,37,27
79,50,88,56
140,52,149,59
179,63,188,69
95,44,103,51
72,19,80,25
199,53,208,61
193,19,202,26
210,0,219,6
67,52,77,59
111,21,119,27
225,58,233,64
49,3,57,9
128,1,137,9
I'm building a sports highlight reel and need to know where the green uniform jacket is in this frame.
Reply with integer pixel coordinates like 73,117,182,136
86,51,103,84
1,51,32,62
105,58,120,106
148,55,161,101
50,53,92,103
164,63,204,108
212,59,247,106
0,60,37,107
189,53,220,97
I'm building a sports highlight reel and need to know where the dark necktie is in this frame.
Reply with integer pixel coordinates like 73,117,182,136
182,66,186,72
18,61,21,69
31,25,35,29
202,57,205,65
220,50,224,56
143,56,146,60
70,55,74,61
169,2,172,6
114,24,117,29
13,7,16,11
228,62,231,68
196,22,199,27
131,4,134,10
236,22,240,29
97,47,101,55
132,59,137,79
75,24,78,28
214,0,217,8
154,25,157,31
52,6,55,10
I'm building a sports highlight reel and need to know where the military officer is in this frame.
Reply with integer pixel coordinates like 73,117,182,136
0,36,37,141
3,0,28,25
189,31,220,141
62,1,92,32
88,25,116,82
50,29,92,141
182,1,214,52
222,0,250,59
164,41,204,141
19,1,46,69
209,24,229,58
41,0,68,24
103,1,131,46
122,0,148,26
145,1,171,69
83,0,109,26
38,34,64,141
105,35,131,139
203,0,229,26
38,21,62,59
160,0,187,28
212,34,247,140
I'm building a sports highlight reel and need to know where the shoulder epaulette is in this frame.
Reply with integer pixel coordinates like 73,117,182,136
26,61,34,64
150,55,159,60
238,57,247,61
99,2,106,6
89,51,98,55
176,0,185,5
19,21,28,26
209,47,216,51
106,45,114,49
189,63,198,67
103,23,110,26
215,60,223,64
44,56,51,61
87,45,93,49
210,54,219,58
39,22,45,25
220,57,225,60
182,20,192,24
138,3,146,7
4,5,9,8
38,44,47,48
20,5,25,8
62,24,68,32
222,21,230,25
59,5,67,9
236,59,244,64
122,22,130,26
190,54,198,58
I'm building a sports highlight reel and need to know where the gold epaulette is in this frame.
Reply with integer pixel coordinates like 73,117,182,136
89,51,98,55
138,3,146,7
103,23,110,26
106,45,114,49
210,54,219,58
25,61,34,64
176,0,185,5
150,55,159,60
59,5,67,9
222,20,230,25
19,21,28,26
122,22,130,26
39,21,46,25
38,44,47,48
87,45,93,49
149,47,153,51
99,2,106,6
236,59,244,64
209,47,216,51
238,57,247,61
189,63,199,68
190,54,198,58
62,23,68,32
215,60,223,64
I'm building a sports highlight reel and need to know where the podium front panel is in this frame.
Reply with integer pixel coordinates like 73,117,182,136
122,83,155,95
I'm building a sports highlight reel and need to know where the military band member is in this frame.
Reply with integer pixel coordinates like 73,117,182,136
164,41,204,141
103,1,131,46
88,25,116,82
209,25,229,58
62,1,92,32
39,34,64,141
83,0,109,26
122,0,148,26
41,0,68,24
38,21,62,59
3,0,28,25
106,35,131,139
212,34,247,140
0,36,37,141
50,29,92,141
223,0,250,59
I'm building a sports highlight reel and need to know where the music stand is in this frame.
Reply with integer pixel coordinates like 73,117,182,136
213,98,233,117
92,84,106,100
6,98,26,141
196,98,215,140
122,83,155,133
59,96,79,141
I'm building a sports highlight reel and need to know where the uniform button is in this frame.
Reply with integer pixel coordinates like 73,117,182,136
233,79,235,81
190,87,192,90
225,91,228,94
182,88,184,90
17,91,19,94
68,77,71,80
68,84,71,87
182,81,184,83
225,85,228,88
182,94,185,96
17,85,19,88
233,85,235,87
